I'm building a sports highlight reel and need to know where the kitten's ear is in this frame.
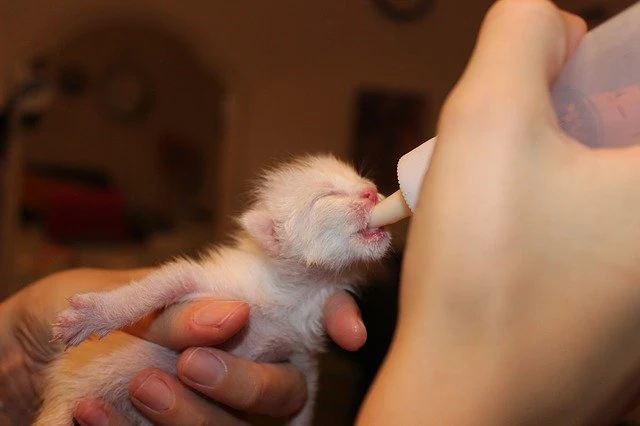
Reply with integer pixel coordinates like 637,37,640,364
241,209,280,255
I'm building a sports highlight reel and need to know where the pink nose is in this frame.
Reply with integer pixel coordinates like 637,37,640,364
361,188,378,204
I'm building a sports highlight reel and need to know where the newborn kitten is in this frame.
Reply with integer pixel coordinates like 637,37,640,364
34,154,392,426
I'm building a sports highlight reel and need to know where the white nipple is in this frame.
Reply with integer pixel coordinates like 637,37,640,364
368,190,412,228
368,137,436,228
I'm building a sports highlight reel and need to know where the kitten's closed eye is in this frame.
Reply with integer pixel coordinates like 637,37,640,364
325,190,347,198
311,190,346,206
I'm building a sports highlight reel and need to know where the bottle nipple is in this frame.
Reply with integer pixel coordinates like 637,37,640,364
368,190,412,228
368,137,436,228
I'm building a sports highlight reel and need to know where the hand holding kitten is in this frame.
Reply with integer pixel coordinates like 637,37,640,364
0,267,367,425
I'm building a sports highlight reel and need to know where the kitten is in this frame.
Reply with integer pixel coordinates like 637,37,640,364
34,153,392,426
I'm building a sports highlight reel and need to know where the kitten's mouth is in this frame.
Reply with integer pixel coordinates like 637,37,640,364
357,226,386,241
354,203,387,242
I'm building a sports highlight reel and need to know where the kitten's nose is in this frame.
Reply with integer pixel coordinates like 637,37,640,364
361,188,379,204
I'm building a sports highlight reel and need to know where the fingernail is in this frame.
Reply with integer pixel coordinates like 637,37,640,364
74,403,108,426
181,348,226,387
132,374,174,413
193,301,245,327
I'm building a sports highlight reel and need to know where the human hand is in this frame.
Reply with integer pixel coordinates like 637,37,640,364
359,1,640,425
0,268,366,425
0,268,146,425
75,287,365,426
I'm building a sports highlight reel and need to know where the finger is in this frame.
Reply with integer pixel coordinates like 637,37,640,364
324,290,367,351
125,299,250,350
129,368,248,426
440,0,587,132
74,400,128,426
177,347,307,416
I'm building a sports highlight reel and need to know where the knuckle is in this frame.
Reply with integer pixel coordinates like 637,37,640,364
438,89,478,130
240,364,268,409
488,0,558,23
438,82,544,140
273,365,307,414
486,0,565,47
438,88,499,135
286,374,307,412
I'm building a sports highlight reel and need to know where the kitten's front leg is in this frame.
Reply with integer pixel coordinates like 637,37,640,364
52,260,210,346
287,353,319,426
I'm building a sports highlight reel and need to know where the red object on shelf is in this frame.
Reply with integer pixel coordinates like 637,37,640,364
42,182,128,242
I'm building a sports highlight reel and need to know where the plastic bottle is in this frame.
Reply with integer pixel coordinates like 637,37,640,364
368,2,640,229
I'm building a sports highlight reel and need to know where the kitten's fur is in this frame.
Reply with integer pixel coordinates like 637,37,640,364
34,154,391,426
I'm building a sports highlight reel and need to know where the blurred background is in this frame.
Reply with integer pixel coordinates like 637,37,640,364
0,0,636,424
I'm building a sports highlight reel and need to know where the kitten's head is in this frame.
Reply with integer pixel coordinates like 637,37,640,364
240,154,391,271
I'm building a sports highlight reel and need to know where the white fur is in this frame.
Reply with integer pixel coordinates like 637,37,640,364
34,154,391,426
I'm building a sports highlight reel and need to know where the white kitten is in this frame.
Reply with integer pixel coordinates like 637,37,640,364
34,154,392,426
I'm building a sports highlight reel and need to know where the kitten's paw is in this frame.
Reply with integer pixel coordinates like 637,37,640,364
51,293,112,347
68,293,95,309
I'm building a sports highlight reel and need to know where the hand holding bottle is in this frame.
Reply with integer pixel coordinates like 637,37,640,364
358,1,640,424
369,1,640,228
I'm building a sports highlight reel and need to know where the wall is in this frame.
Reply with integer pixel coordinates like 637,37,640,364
3,0,497,235
22,23,224,222
4,0,634,235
